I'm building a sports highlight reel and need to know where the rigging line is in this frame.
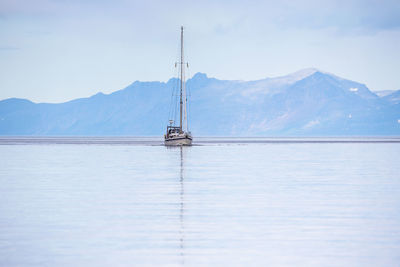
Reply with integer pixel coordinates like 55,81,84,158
174,66,179,124
168,60,180,126
167,67,177,123
174,76,179,125
182,30,191,132
174,32,182,126
172,71,177,125
168,34,182,127
172,72,180,126
186,64,191,131
167,79,175,122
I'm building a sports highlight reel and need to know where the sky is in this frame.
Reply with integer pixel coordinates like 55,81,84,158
0,0,400,102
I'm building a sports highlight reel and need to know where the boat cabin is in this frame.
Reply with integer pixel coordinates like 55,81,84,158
166,126,182,137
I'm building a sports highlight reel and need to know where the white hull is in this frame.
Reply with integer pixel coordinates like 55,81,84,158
164,137,192,146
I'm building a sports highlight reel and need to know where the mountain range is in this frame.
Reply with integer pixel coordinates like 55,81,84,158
1,68,399,136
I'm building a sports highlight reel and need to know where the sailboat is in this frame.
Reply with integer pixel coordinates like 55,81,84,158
164,26,193,146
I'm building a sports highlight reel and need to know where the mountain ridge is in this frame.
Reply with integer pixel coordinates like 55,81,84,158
1,69,399,136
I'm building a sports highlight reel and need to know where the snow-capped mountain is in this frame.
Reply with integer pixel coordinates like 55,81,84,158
0,69,399,136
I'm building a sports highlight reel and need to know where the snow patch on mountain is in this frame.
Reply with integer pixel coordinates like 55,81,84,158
375,90,395,97
241,68,320,96
383,90,400,104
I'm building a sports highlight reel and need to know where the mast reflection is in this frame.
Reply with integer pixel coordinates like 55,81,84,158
166,145,187,265
179,146,185,265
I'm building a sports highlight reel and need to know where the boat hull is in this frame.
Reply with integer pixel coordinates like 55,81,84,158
164,137,192,146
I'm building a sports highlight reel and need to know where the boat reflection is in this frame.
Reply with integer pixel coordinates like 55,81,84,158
179,146,185,265
166,146,187,265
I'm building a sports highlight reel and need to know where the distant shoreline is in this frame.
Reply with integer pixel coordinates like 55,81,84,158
1,136,399,145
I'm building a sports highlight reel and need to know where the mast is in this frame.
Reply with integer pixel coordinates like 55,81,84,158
179,26,184,132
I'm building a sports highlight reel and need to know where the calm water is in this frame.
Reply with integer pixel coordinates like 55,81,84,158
0,138,400,266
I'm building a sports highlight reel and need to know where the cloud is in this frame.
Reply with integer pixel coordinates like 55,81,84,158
242,0,400,34
2,0,399,34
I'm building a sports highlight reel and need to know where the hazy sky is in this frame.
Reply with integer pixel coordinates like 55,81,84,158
1,0,400,102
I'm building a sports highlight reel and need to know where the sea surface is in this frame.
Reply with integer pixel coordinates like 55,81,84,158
0,137,399,266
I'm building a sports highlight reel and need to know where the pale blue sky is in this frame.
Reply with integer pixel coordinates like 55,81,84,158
1,0,400,102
